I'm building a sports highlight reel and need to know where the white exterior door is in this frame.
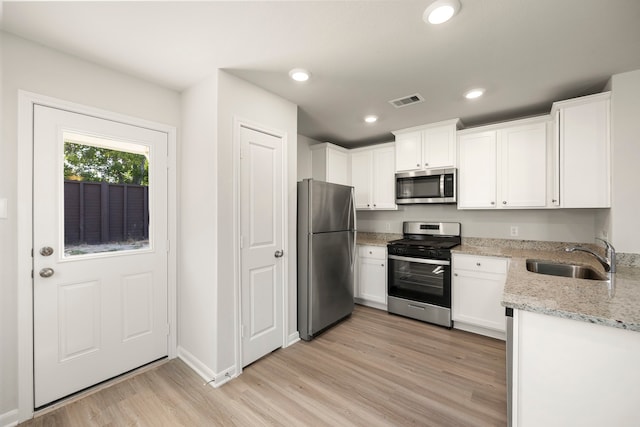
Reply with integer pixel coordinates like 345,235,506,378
33,105,168,407
240,126,284,366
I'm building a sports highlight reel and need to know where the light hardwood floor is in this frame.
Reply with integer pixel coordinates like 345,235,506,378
22,305,506,426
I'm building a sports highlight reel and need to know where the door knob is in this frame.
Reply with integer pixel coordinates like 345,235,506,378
39,268,55,278
274,250,284,258
40,246,54,256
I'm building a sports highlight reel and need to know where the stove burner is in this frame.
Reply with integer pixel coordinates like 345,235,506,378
388,238,460,250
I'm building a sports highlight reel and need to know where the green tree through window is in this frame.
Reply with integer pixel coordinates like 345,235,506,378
64,142,148,185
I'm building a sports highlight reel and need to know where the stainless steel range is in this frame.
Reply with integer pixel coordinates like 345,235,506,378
387,221,461,328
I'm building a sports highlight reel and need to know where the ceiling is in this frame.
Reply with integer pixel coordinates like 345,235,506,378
2,1,640,148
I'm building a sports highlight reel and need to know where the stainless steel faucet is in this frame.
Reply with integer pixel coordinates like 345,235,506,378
565,238,616,274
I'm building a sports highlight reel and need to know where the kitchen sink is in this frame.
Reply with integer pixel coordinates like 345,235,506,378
525,259,606,280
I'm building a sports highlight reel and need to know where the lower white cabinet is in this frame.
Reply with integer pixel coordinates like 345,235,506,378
452,253,508,339
355,245,387,310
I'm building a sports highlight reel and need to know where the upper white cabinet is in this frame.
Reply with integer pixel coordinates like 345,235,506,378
393,119,461,172
458,130,497,209
458,118,548,209
311,142,349,186
350,143,397,210
552,92,611,208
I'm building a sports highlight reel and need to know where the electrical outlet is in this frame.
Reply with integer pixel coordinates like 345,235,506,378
510,226,519,237
385,222,391,231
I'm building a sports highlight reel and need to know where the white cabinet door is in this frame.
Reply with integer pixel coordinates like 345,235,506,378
351,150,372,209
372,146,397,209
326,148,349,186
557,94,610,208
423,124,456,169
350,143,397,210
498,122,547,208
311,143,350,186
356,246,387,309
394,122,458,172
452,270,506,331
458,131,497,209
394,131,422,172
452,254,508,338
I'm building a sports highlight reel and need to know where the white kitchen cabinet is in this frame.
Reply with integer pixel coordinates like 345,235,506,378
457,118,548,209
498,121,547,207
311,142,349,186
350,143,396,210
452,253,508,339
552,92,610,208
457,130,497,209
355,245,387,310
393,119,460,172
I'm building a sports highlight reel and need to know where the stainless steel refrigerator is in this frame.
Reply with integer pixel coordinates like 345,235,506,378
297,179,356,341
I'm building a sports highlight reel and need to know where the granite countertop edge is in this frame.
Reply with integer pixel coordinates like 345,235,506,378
355,232,402,246
452,240,640,333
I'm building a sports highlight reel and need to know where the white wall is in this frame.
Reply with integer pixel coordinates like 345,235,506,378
0,32,180,419
609,69,640,253
297,134,320,180
358,204,604,243
178,75,219,375
216,71,297,373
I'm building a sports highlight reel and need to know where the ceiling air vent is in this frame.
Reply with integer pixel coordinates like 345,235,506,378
389,93,425,108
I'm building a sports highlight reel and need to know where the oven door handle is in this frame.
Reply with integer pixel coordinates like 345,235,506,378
388,255,450,266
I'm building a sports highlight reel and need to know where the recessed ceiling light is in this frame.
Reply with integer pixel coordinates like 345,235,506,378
289,68,311,82
364,115,378,124
465,88,485,99
423,0,461,25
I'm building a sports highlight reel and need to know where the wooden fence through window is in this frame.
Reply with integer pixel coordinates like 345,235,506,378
64,180,149,245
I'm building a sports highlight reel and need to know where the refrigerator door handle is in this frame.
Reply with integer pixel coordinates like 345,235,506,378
350,187,357,269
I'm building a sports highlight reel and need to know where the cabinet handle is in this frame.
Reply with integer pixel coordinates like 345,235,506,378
416,163,420,167
381,263,384,267
503,201,507,205
490,201,495,205
454,273,458,277
424,163,428,167
476,262,481,267
552,199,557,203
369,251,373,254
367,204,370,207
373,204,377,207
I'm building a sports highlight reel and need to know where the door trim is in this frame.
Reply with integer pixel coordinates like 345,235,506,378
232,117,289,377
17,91,177,422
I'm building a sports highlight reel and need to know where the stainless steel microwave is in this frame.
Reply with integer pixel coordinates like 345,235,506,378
395,168,456,204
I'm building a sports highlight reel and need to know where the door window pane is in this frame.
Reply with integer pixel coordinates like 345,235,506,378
63,132,150,257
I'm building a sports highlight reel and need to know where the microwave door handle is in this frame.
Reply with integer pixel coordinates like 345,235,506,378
439,174,445,198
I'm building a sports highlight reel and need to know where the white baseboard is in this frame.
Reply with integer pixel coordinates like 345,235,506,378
453,321,506,341
0,409,18,427
177,346,237,388
355,299,387,312
286,331,300,347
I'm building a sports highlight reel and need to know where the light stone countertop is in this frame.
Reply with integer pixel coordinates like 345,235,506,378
356,232,402,247
452,239,640,332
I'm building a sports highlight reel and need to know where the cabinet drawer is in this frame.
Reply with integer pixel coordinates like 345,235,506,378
358,245,386,260
453,254,508,275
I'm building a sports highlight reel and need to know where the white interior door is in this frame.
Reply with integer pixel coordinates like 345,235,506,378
240,126,284,367
33,105,168,407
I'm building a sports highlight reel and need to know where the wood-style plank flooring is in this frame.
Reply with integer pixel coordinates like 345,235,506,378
22,305,506,426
